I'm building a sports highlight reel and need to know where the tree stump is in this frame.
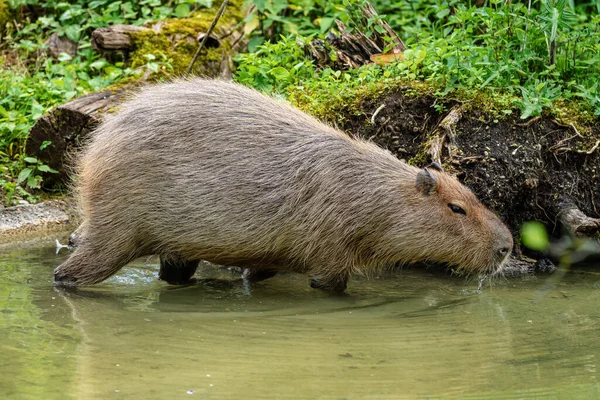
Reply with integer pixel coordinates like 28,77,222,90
26,90,126,187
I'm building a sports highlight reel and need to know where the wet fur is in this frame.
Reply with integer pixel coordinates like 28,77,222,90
55,79,513,290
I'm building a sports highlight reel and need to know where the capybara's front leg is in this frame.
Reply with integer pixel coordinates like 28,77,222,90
158,254,199,284
54,243,138,286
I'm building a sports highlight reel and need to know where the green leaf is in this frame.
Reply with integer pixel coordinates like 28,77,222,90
253,0,266,12
319,17,334,33
146,62,159,73
175,3,190,18
269,66,290,80
17,168,32,184
37,164,59,173
89,60,108,70
57,52,73,62
40,141,52,150
65,91,78,101
196,0,213,7
436,8,450,19
521,221,549,251
24,157,38,164
63,25,82,42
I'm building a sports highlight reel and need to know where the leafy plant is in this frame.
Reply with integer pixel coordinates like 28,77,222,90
538,0,578,65
17,156,58,190
518,80,561,119
237,0,600,120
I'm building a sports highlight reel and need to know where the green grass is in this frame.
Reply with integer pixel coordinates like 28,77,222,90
237,0,600,119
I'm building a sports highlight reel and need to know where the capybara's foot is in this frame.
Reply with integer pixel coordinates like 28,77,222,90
310,275,348,294
242,268,278,283
54,242,138,286
158,255,199,284
54,265,78,286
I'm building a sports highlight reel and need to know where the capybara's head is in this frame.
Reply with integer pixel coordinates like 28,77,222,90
389,163,513,275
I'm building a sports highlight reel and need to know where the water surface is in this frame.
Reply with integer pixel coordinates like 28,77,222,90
1,234,599,399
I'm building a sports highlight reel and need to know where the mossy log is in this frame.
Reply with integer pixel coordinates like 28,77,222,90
27,3,246,187
91,24,149,52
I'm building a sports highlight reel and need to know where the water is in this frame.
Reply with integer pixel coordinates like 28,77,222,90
1,233,600,399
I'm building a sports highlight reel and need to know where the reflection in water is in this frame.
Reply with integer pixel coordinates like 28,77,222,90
1,234,600,399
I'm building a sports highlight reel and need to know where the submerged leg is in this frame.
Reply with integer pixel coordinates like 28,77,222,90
158,254,199,284
310,272,349,294
242,268,278,283
54,240,139,286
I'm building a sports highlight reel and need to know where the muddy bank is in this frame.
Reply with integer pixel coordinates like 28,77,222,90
0,200,75,243
321,87,600,248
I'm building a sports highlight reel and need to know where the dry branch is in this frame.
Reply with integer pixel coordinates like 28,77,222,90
305,1,405,70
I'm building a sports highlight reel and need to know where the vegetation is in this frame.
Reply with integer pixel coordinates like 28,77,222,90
1,0,600,205
0,0,214,204
237,0,600,119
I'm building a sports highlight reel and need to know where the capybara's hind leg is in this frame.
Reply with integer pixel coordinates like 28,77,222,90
158,254,199,284
310,272,349,294
242,268,278,283
54,242,138,286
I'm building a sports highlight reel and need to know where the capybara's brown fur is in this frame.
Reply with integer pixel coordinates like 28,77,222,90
54,79,513,292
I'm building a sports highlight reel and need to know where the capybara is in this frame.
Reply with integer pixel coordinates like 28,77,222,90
54,79,513,292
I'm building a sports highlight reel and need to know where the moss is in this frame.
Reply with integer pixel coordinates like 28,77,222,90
0,0,11,34
285,73,598,140
122,0,246,81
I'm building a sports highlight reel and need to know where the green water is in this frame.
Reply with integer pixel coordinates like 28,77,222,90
1,233,599,399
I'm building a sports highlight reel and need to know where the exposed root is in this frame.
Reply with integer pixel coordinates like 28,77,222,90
427,106,463,165
549,123,599,155
370,103,386,124
516,116,541,127
556,197,600,237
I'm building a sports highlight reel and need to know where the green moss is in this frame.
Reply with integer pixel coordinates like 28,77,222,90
127,0,245,79
285,73,598,139
0,0,11,33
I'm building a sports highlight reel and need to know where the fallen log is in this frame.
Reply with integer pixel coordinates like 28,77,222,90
91,24,150,52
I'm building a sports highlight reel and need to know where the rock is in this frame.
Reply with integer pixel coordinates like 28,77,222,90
0,200,74,242
43,32,78,58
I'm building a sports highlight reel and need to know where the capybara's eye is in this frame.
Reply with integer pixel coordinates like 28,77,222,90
448,203,467,216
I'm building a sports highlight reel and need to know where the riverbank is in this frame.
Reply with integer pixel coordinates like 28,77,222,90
0,200,74,243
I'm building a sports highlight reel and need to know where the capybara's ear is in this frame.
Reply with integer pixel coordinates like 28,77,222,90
416,167,438,196
427,162,443,172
